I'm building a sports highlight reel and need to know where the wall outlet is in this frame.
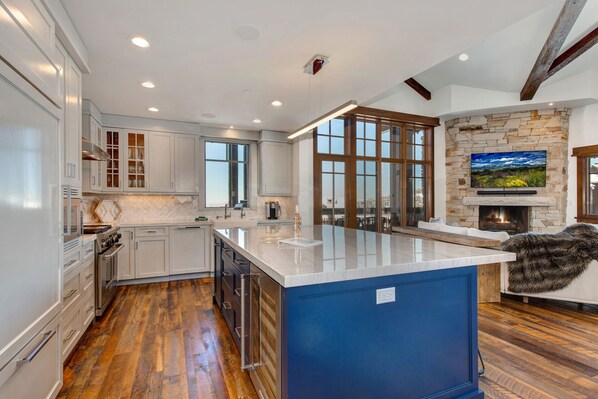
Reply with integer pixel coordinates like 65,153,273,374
376,287,395,304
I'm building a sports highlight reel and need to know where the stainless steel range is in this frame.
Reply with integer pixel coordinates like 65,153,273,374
84,225,123,316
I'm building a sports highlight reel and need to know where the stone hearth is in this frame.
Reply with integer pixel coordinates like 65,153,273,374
445,109,569,233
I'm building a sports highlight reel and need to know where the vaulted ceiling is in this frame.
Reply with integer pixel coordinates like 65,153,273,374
62,0,569,131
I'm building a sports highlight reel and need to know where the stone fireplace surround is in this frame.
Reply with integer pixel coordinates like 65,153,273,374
444,109,569,234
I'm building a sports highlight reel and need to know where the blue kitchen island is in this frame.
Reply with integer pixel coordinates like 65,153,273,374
213,225,515,399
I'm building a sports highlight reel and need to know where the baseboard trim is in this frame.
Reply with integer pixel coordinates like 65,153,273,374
117,272,213,286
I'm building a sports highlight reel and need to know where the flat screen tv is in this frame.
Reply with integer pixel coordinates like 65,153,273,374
471,150,547,188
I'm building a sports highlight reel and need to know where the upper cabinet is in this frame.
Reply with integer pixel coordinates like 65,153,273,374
125,130,148,191
148,132,174,192
0,0,61,104
56,39,82,196
175,134,199,194
258,140,293,196
85,126,199,194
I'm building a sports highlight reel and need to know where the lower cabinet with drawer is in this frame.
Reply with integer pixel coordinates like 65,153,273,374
60,239,96,363
135,229,170,278
0,315,62,399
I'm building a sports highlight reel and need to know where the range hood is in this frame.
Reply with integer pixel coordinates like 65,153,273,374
82,138,111,161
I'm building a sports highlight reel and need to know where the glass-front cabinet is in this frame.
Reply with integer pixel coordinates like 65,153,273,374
104,128,122,191
126,131,147,190
102,128,148,192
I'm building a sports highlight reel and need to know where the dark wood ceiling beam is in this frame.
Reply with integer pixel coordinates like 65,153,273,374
520,0,587,101
404,78,431,100
546,26,598,79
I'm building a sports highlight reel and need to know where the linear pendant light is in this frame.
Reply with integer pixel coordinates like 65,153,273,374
287,100,358,140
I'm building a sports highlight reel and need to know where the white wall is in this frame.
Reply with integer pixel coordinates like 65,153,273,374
567,103,598,226
433,122,446,220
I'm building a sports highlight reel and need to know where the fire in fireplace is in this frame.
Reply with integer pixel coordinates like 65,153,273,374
478,206,529,235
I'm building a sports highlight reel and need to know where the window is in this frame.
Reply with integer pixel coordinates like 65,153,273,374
314,110,436,234
205,141,249,208
573,145,598,223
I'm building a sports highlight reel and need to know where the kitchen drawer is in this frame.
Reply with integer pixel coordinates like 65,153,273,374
63,248,81,274
61,305,81,362
221,242,234,263
81,240,95,261
62,269,81,314
0,314,61,399
81,257,95,296
135,226,168,237
222,257,234,289
81,293,95,331
221,279,234,332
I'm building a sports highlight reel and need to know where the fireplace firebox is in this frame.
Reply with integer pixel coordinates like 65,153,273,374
478,206,529,235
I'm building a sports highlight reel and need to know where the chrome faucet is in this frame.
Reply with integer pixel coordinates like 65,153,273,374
234,204,245,218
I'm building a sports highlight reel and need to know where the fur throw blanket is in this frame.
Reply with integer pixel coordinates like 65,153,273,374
502,224,598,293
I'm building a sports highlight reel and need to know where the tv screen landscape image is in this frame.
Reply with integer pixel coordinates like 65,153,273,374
471,150,547,188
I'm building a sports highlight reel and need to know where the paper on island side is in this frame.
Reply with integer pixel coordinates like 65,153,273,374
278,237,323,247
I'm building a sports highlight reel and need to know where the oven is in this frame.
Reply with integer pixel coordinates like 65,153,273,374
90,226,123,317
63,185,82,244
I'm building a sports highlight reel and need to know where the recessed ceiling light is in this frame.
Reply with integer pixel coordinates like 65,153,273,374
458,53,469,61
243,90,251,95
271,100,282,107
148,107,159,112
131,36,150,48
229,125,234,129
253,119,261,124
141,81,155,88
201,113,216,119
549,102,554,106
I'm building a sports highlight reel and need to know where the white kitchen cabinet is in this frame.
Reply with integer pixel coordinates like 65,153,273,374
175,134,199,193
55,39,82,196
82,115,103,192
0,314,62,399
103,128,124,191
149,132,175,192
118,228,136,280
124,130,149,191
169,226,209,275
258,141,292,196
135,227,169,278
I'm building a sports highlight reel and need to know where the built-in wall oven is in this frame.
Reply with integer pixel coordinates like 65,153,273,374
63,185,82,244
85,225,122,316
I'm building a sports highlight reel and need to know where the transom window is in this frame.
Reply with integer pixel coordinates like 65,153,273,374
314,110,436,234
205,141,248,208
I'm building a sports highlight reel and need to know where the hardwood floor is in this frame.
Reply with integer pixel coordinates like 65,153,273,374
59,280,598,399
58,279,257,399
479,297,598,399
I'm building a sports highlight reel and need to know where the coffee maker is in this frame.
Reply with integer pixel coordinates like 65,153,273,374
266,201,281,220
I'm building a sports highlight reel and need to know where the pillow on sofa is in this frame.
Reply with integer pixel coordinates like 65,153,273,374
467,228,510,243
418,221,469,236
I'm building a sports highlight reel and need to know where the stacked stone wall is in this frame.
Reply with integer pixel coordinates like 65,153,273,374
444,109,569,233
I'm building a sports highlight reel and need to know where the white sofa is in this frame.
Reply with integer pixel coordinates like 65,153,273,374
417,221,510,243
501,262,598,305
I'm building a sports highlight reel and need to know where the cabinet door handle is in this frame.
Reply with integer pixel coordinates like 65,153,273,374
63,289,77,300
234,259,247,267
222,271,232,277
234,288,241,297
135,242,139,250
145,230,157,233
92,176,96,185
16,330,56,368
86,305,94,312
171,181,174,189
235,326,242,338
63,329,76,343
240,274,249,370
86,248,94,254
222,301,232,310
65,259,77,267
85,273,94,279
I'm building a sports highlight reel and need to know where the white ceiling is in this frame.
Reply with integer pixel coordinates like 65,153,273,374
61,0,561,132
414,0,598,93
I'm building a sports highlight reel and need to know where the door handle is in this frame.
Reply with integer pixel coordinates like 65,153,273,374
65,259,77,267
222,301,232,310
63,329,76,343
16,330,56,368
63,289,77,300
222,271,232,277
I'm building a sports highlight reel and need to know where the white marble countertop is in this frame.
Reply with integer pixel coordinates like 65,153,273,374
82,234,96,245
117,220,214,227
214,225,516,288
